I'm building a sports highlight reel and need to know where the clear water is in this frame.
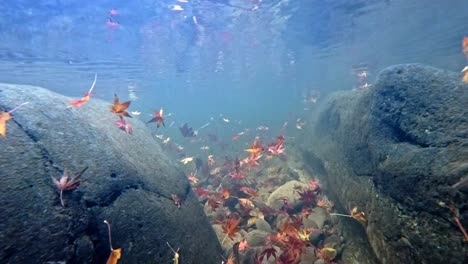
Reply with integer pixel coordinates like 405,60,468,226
1,0,467,130
1,1,468,263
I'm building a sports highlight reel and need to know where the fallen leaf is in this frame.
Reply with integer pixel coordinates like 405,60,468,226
171,194,181,208
51,167,88,207
238,198,254,209
104,220,122,264
238,239,248,251
107,248,122,264
221,217,241,243
67,73,97,108
166,242,180,264
187,172,198,184
462,66,468,83
0,102,29,138
223,188,230,200
0,111,12,138
351,207,367,222
180,157,194,164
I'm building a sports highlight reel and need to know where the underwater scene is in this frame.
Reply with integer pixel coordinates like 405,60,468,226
0,0,468,264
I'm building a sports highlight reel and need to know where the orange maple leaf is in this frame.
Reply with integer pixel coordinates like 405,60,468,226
104,220,122,264
0,111,12,138
0,102,29,138
67,73,97,108
111,94,131,118
221,217,241,243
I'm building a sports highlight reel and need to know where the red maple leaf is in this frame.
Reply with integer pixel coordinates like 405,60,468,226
194,187,211,197
298,189,317,206
207,197,222,211
240,187,258,197
260,246,277,261
229,170,245,180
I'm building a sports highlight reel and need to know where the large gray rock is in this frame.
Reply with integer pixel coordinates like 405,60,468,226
301,64,468,264
0,84,222,263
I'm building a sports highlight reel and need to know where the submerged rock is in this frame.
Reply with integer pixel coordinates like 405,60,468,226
301,64,468,264
0,84,222,263
267,180,308,211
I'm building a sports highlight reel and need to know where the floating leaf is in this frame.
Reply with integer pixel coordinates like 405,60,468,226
111,94,131,118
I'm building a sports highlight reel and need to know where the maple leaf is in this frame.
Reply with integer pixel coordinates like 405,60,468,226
0,111,12,138
187,172,198,184
180,157,194,164
115,118,132,134
221,217,241,243
226,255,236,264
240,187,258,197
238,198,254,209
67,73,97,108
351,207,367,222
297,188,317,206
110,94,131,118
238,239,248,251
245,137,263,158
207,197,222,211
166,242,180,264
260,247,277,261
171,194,181,208
51,167,88,207
147,108,165,128
229,171,245,180
194,187,211,197
0,102,29,138
104,220,122,264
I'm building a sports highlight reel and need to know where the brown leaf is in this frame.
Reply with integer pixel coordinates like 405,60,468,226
351,207,367,222
111,94,131,118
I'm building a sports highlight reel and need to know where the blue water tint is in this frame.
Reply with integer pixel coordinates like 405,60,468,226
0,0,467,131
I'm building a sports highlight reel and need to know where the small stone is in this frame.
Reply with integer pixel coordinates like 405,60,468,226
314,259,325,264
255,219,273,233
304,207,329,229
324,235,341,249
309,230,325,246
299,246,317,263
245,230,269,247
267,180,308,211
